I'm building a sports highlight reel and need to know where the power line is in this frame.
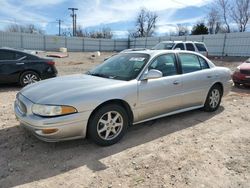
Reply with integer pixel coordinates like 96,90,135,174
68,8,78,36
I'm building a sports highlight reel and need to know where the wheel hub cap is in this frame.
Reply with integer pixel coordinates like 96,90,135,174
209,89,220,108
97,111,123,140
23,74,39,84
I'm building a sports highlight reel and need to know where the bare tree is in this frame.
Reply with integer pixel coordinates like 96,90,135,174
207,7,220,34
231,0,250,32
5,24,44,34
206,0,231,33
218,0,231,33
131,8,158,38
176,24,189,36
76,26,113,39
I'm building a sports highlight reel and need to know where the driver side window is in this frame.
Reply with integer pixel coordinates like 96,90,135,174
149,54,177,77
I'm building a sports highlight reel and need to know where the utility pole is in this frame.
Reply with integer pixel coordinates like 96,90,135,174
68,8,78,36
57,19,63,36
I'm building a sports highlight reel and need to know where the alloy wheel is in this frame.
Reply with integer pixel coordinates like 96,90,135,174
23,73,39,85
209,89,220,109
97,111,123,140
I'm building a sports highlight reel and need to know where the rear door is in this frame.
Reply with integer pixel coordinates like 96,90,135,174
137,53,183,121
0,50,25,84
177,53,213,108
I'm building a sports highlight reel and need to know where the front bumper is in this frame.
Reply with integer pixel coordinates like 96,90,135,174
14,94,92,142
232,72,250,85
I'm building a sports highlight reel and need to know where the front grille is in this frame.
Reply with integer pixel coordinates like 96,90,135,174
240,69,250,75
16,98,27,115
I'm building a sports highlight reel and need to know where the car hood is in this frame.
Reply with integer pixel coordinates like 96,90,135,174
240,62,250,70
20,74,125,104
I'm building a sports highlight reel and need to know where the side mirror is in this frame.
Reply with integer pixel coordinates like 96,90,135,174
142,69,163,80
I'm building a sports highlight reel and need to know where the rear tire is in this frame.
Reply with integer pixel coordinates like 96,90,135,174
88,104,128,146
234,82,240,87
203,85,222,112
20,71,40,86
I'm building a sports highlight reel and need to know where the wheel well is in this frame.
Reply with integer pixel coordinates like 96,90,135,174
213,82,224,95
86,99,134,137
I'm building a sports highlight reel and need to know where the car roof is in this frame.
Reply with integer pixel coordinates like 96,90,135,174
0,47,27,54
122,49,201,56
160,41,205,44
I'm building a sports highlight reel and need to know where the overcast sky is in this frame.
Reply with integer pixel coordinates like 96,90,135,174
0,0,212,38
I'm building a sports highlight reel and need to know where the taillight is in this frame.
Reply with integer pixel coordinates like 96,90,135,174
47,61,55,65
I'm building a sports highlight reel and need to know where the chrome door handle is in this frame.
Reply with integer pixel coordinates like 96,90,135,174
173,80,180,85
16,63,24,65
207,75,212,78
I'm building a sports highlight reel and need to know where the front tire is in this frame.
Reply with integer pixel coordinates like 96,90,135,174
88,104,128,146
234,82,240,87
203,85,222,112
20,71,40,86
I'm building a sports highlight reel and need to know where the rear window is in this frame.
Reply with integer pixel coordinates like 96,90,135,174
179,53,202,73
0,50,34,61
195,43,207,52
186,43,195,51
174,43,185,50
0,50,16,60
198,56,209,69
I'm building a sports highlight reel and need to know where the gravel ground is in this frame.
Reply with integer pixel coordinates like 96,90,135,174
0,52,250,188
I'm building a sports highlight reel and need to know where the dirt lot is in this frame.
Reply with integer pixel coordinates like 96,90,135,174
0,52,250,188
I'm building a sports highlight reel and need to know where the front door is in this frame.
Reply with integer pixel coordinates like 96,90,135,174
137,53,183,121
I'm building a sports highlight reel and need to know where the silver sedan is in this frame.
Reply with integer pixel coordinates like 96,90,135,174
14,50,232,146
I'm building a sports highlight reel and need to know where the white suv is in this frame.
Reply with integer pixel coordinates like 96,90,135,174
152,41,208,57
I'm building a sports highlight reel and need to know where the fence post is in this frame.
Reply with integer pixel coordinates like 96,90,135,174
64,37,67,48
114,39,116,51
20,33,23,49
82,38,85,52
99,39,101,51
145,37,148,48
134,38,136,48
43,35,46,51
158,37,161,42
202,35,204,42
127,37,130,49
222,33,227,57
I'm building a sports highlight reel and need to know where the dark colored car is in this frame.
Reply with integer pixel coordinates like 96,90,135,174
0,48,57,86
232,59,250,86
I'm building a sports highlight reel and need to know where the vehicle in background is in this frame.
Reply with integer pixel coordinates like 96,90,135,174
152,41,208,57
0,48,57,86
15,50,232,146
232,59,250,86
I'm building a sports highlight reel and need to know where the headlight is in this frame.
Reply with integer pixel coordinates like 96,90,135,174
32,104,77,117
235,66,240,73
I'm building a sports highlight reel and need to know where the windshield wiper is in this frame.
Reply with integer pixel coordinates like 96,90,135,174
86,72,110,78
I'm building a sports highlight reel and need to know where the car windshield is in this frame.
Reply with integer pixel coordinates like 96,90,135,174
152,42,174,50
246,58,250,63
87,53,150,81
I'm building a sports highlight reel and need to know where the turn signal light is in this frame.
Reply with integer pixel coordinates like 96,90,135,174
42,128,58,134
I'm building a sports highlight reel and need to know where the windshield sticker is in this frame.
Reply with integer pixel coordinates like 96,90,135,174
129,57,145,61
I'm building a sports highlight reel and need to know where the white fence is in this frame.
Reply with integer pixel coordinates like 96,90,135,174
130,32,250,57
0,31,129,52
1,31,250,56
